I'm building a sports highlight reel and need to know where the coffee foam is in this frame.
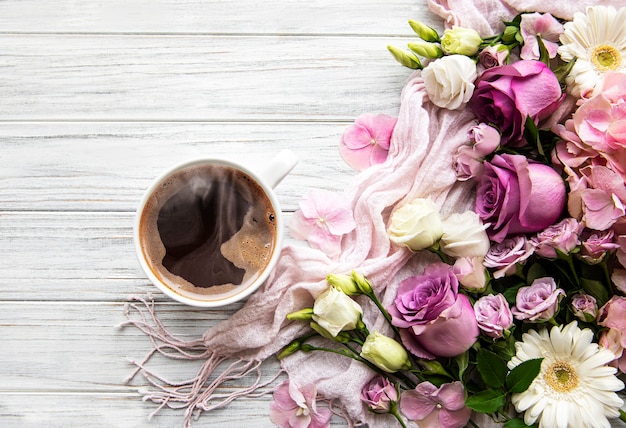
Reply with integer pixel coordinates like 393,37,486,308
138,163,277,302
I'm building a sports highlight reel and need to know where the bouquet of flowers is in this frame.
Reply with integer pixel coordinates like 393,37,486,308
274,5,626,428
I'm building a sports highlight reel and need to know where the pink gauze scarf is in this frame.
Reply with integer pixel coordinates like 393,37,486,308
122,0,610,426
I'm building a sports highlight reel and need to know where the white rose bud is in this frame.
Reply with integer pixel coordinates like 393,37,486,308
422,55,477,110
440,211,490,258
312,287,363,337
360,331,411,373
441,26,482,56
388,197,443,252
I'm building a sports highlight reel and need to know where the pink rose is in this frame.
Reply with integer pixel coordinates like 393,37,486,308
388,263,478,359
531,217,582,259
452,144,483,181
477,45,509,72
469,60,563,146
512,277,565,322
570,293,598,322
483,236,534,278
399,381,472,428
453,256,487,291
580,229,619,264
360,376,398,414
598,296,626,333
269,380,332,428
468,123,501,157
474,293,514,338
476,154,566,242
599,329,626,374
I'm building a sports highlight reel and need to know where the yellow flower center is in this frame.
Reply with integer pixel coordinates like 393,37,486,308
370,138,377,146
544,361,579,393
591,44,622,71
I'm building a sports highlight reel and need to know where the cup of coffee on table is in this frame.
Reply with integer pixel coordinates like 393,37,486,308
134,149,298,307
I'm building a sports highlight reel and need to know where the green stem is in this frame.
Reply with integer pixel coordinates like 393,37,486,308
390,402,408,428
619,409,626,423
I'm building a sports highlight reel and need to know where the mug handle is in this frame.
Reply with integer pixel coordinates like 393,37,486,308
258,149,299,188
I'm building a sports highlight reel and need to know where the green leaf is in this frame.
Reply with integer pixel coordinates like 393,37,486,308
465,388,506,414
536,35,550,66
581,278,610,307
504,418,538,428
477,349,508,389
523,115,543,158
526,263,547,284
506,358,543,393
455,351,470,381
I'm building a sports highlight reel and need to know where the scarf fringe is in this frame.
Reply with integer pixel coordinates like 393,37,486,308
120,297,283,427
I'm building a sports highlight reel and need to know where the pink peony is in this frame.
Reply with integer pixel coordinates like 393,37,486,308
269,380,332,428
389,263,478,359
399,381,472,428
519,13,564,61
512,277,565,322
474,293,514,338
469,60,563,146
289,190,356,258
475,153,566,242
339,113,397,171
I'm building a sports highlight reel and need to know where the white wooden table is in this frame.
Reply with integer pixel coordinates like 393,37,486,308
0,1,441,426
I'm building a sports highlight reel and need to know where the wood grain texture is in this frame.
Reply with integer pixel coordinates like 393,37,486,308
0,0,439,35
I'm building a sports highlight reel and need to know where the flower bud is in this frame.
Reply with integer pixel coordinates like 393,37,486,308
387,45,422,69
351,270,373,295
360,331,411,373
408,20,440,42
327,273,360,295
312,287,363,337
277,340,302,359
441,26,482,56
571,293,598,323
286,307,314,321
502,25,520,44
408,40,443,59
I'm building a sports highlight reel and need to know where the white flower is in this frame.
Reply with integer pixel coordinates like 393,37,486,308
312,286,362,337
508,322,624,428
422,55,478,110
360,331,411,373
441,26,483,56
558,6,626,97
440,211,490,258
388,197,443,251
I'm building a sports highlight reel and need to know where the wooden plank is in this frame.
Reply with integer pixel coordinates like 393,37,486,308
0,211,310,301
0,122,357,212
0,0,438,36
0,35,412,121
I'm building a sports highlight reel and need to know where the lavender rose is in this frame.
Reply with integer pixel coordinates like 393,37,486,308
531,217,581,258
484,236,534,278
389,263,478,359
512,277,565,322
476,153,566,242
360,376,398,413
571,293,598,323
469,60,563,146
474,293,513,338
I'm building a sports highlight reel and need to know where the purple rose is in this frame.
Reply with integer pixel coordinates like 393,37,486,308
476,154,566,242
571,293,598,322
468,123,501,157
360,376,398,413
512,277,565,322
580,229,619,264
531,218,582,258
389,263,479,359
469,60,563,146
484,236,534,278
474,294,514,338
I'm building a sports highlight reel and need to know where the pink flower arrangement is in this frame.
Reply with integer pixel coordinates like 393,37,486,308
280,6,626,428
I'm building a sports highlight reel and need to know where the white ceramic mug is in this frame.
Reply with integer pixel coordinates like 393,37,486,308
134,149,298,307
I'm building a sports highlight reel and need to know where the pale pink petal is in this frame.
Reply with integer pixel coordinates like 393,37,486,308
439,407,473,428
339,113,396,171
324,209,356,235
369,144,390,166
436,382,466,411
339,145,375,171
582,189,625,230
309,408,332,428
289,210,317,240
399,388,437,420
298,194,323,219
342,123,374,150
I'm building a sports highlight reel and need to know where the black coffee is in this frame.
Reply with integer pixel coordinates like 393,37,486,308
139,163,277,300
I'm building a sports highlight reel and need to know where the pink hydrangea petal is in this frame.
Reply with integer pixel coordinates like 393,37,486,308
436,382,466,411
339,144,375,171
309,408,332,428
581,189,624,230
368,114,397,148
342,123,374,150
439,407,473,428
323,209,356,235
399,388,437,420
289,210,317,240
369,144,390,166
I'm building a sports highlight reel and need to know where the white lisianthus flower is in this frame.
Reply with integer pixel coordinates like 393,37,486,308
558,5,626,97
441,26,483,56
440,211,490,258
360,331,411,373
508,322,624,428
312,287,362,337
422,55,478,110
388,197,443,251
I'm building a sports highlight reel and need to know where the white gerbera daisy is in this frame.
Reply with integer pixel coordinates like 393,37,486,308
508,322,624,428
558,5,626,97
